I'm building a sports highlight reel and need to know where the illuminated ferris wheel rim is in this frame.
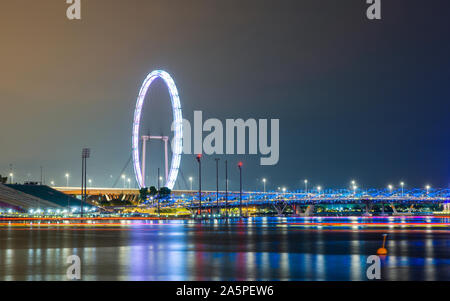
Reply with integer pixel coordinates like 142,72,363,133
132,70,183,190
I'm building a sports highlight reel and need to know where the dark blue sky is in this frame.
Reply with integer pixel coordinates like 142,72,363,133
0,0,449,191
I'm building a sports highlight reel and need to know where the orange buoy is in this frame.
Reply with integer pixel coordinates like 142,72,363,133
377,234,388,255
377,247,388,255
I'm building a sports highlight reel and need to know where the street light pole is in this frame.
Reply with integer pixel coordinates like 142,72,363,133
238,162,243,218
400,182,405,197
351,180,357,195
225,160,228,218
262,178,266,195
157,168,160,190
215,158,220,214
196,154,202,217
81,161,84,216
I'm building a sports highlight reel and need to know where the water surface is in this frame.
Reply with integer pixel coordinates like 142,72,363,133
0,217,449,280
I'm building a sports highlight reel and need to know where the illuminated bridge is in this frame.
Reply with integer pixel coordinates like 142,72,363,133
57,187,450,215
159,188,450,214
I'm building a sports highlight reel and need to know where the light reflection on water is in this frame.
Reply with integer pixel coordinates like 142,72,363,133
0,217,449,281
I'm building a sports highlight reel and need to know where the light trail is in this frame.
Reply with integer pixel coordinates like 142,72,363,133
1,215,449,222
285,222,450,228
0,217,187,221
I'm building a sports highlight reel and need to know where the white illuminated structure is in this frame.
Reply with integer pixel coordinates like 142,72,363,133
132,70,183,190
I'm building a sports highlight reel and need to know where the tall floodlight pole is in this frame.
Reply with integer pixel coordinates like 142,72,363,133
84,150,88,216
304,179,308,194
215,158,220,214
81,148,90,218
81,162,84,216
238,162,243,218
83,155,86,216
196,154,202,217
189,177,193,191
66,174,70,209
225,160,228,218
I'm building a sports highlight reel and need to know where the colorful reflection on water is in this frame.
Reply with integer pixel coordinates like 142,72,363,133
0,217,449,280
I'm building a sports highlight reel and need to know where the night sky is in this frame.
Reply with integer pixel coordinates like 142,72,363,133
1,0,449,191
